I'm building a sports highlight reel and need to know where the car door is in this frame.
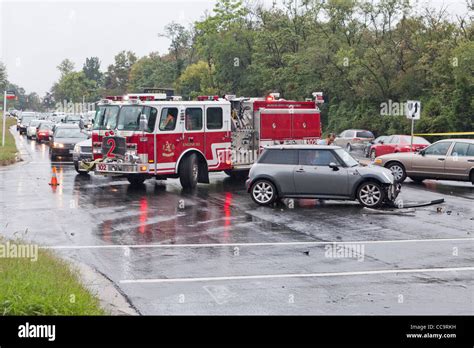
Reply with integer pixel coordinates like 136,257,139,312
293,149,349,196
444,142,474,180
375,135,393,156
411,141,453,177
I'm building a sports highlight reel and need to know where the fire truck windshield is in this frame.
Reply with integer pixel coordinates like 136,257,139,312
93,105,119,130
117,106,143,131
117,105,158,132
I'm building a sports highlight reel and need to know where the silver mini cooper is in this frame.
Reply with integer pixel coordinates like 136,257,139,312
246,145,400,208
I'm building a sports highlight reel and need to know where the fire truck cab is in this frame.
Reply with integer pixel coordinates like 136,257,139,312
91,93,323,189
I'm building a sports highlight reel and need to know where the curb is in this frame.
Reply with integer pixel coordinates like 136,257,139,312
67,258,140,316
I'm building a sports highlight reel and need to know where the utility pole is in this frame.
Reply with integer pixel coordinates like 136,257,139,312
2,91,6,147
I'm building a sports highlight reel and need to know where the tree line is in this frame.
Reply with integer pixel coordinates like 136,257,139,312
5,0,474,136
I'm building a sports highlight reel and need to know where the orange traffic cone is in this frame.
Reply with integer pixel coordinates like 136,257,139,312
49,166,60,186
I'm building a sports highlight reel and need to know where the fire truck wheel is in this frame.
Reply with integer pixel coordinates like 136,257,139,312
127,175,146,186
179,153,199,189
251,179,277,206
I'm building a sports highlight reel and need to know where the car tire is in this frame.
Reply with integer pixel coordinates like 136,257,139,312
386,162,407,183
250,179,278,206
127,175,146,185
346,143,352,152
470,171,474,185
357,181,386,208
370,149,377,161
179,153,198,189
409,176,425,184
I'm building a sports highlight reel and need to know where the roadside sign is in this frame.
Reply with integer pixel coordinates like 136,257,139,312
406,100,421,151
6,91,16,100
406,100,421,119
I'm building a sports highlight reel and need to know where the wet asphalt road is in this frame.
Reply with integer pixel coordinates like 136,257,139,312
1,128,473,315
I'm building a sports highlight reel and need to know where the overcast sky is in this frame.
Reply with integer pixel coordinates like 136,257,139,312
0,0,470,96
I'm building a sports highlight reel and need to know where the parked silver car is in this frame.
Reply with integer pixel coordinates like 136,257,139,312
246,145,400,208
334,129,375,152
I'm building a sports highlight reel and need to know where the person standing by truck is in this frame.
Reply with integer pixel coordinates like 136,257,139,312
317,133,336,145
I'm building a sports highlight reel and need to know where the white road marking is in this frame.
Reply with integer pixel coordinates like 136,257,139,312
42,237,474,250
120,266,474,284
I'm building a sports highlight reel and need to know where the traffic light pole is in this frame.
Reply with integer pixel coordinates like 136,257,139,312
2,91,6,147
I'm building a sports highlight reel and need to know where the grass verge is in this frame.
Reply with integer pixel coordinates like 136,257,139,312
0,113,18,165
0,239,105,315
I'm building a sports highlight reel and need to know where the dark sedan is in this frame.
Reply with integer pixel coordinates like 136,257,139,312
49,125,88,160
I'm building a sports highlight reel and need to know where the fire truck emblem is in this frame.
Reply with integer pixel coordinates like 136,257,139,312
162,141,175,157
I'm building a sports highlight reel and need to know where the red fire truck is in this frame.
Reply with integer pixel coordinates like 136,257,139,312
91,93,323,189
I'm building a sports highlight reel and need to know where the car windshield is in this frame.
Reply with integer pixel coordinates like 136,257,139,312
65,116,81,122
356,131,374,138
38,123,53,130
117,106,143,131
29,120,41,127
93,106,119,130
55,128,87,138
334,148,359,167
21,116,35,123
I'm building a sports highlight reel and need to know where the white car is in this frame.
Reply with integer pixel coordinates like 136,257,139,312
26,119,42,139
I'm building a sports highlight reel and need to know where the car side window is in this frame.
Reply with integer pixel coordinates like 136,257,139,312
390,136,399,144
424,142,451,156
468,145,474,157
259,149,298,165
451,142,470,157
299,150,339,166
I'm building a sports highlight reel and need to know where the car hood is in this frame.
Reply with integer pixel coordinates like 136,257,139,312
353,164,395,184
379,152,418,160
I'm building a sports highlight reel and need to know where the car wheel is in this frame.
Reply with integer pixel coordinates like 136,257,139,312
370,149,377,161
127,175,146,185
357,181,385,208
179,153,199,189
386,162,406,183
346,143,352,152
250,180,278,206
409,176,425,184
470,171,474,185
